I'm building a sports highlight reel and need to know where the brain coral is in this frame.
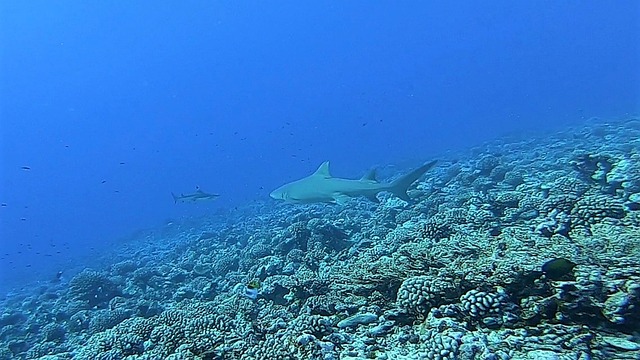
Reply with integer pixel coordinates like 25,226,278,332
421,331,460,360
69,270,121,308
396,275,457,316
571,194,625,227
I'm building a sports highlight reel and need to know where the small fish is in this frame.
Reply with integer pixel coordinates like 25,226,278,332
247,279,261,290
21,166,31,171
542,258,577,280
1,203,7,207
489,225,502,237
627,202,640,211
243,280,261,300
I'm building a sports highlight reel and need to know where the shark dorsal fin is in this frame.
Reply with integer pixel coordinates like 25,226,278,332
313,161,332,178
360,169,377,182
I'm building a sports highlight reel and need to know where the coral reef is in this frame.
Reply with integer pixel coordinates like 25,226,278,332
1,116,640,360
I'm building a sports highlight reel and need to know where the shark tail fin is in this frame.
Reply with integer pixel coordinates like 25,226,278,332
388,160,437,201
171,192,178,204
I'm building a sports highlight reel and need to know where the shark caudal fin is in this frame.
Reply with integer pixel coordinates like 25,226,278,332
388,160,437,201
171,192,179,204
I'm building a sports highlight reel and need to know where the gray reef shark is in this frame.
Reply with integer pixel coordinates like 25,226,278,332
270,160,437,205
171,188,220,203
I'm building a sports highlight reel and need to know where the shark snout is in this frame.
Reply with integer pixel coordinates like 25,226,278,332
269,189,283,200
270,186,291,201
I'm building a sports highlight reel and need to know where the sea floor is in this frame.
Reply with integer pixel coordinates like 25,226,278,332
1,117,640,360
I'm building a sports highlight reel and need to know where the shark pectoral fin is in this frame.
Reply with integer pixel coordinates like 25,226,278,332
313,161,332,178
334,195,351,205
395,192,412,202
360,169,378,182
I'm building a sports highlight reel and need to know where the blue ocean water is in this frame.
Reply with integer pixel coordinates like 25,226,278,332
2,1,636,290
0,2,639,359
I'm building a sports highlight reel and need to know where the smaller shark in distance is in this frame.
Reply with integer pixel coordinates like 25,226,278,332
270,160,437,205
171,187,220,203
